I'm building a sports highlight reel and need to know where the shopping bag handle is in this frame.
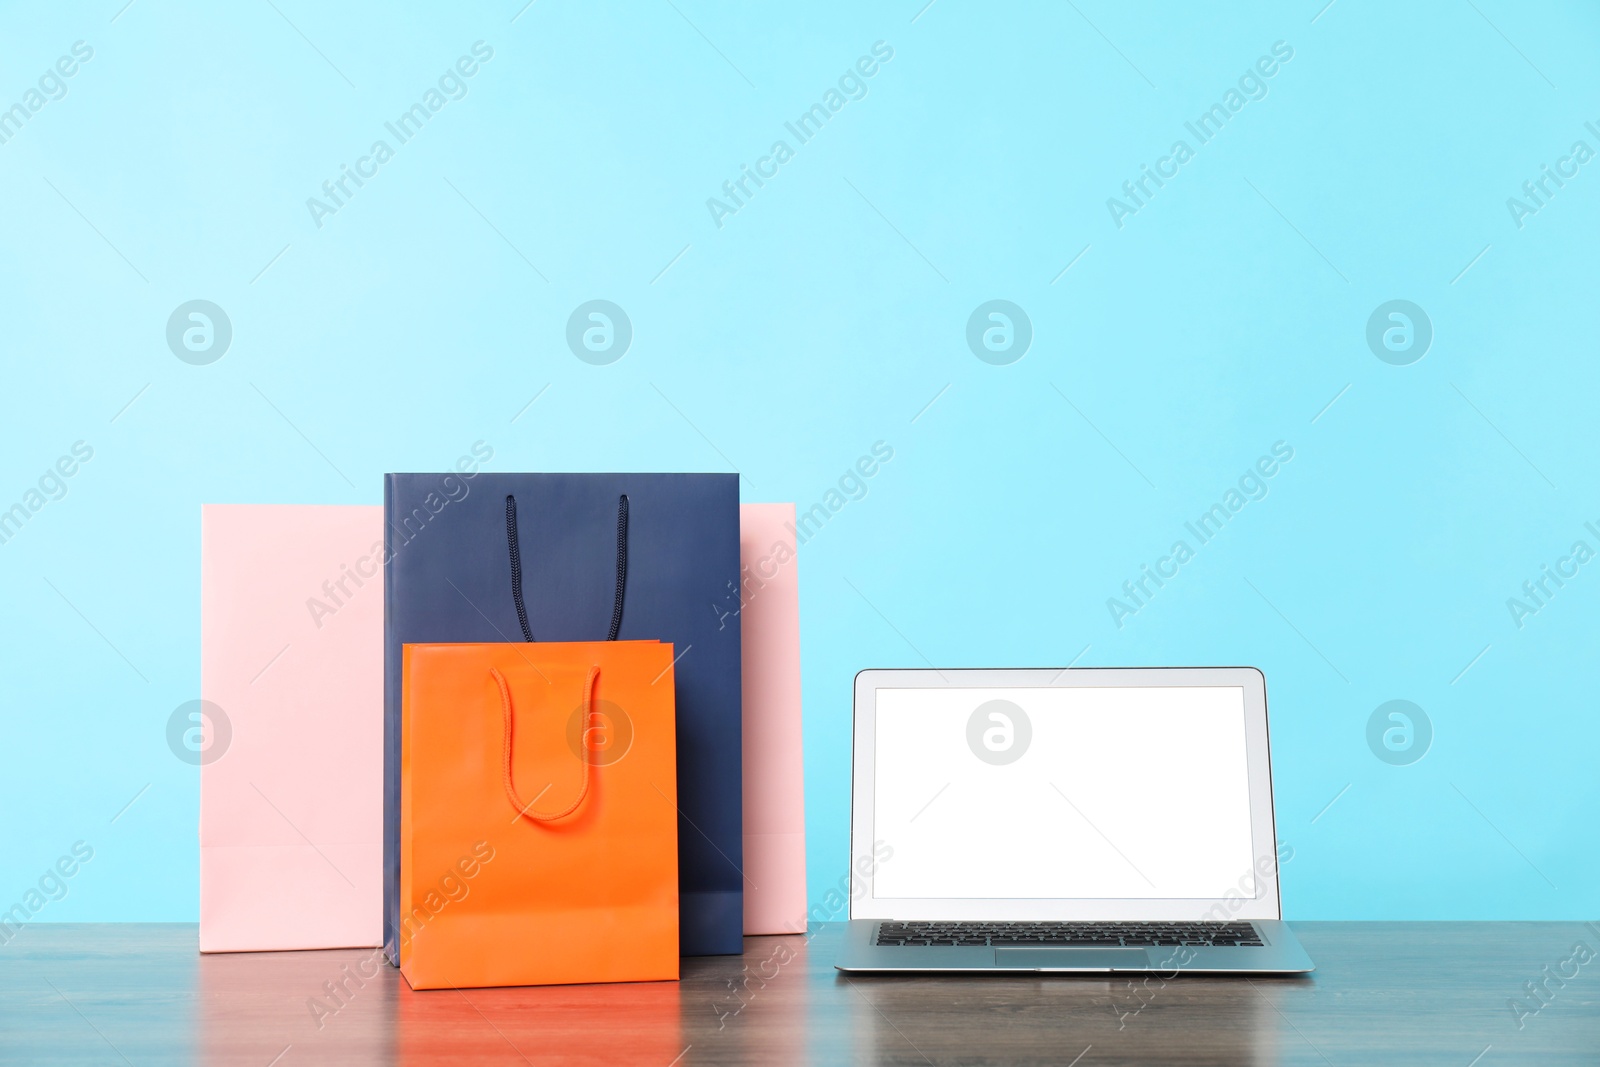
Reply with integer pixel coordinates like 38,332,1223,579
491,664,600,822
505,493,629,643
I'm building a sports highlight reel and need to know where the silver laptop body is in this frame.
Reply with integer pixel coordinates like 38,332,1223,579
835,667,1314,974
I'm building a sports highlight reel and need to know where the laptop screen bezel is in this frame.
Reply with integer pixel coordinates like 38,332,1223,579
848,666,1284,922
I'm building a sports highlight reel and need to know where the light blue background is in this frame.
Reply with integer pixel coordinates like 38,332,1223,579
2,0,1597,923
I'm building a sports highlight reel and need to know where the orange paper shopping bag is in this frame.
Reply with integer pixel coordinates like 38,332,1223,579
400,639,679,989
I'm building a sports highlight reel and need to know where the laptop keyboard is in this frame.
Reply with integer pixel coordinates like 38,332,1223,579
873,921,1263,948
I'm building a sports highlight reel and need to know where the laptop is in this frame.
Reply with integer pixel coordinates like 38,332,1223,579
835,667,1314,974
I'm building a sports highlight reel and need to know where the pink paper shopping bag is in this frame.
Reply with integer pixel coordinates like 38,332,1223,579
739,504,807,934
199,505,384,952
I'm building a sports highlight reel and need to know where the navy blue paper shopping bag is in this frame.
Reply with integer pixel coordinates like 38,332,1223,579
382,472,743,962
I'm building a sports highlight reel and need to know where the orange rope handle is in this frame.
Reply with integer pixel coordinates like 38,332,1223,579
492,665,600,823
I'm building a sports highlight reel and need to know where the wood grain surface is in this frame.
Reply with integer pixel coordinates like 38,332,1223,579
2,921,1597,1064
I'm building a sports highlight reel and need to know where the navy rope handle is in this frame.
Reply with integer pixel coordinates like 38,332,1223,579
505,493,629,642
608,495,629,641
505,495,535,642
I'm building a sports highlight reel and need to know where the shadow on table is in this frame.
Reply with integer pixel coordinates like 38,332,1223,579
839,971,1301,1066
197,944,686,1066
396,971,684,1064
198,943,394,1065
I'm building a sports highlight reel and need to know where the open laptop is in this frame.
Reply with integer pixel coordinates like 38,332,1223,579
835,667,1314,974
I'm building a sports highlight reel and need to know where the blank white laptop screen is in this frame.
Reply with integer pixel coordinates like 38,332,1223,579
872,686,1256,900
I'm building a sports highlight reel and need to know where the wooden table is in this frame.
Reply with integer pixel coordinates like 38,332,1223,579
2,922,1596,1064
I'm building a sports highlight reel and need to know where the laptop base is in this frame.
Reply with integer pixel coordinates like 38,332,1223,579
835,919,1315,974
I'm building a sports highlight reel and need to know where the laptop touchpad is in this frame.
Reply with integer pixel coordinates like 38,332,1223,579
995,948,1152,971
